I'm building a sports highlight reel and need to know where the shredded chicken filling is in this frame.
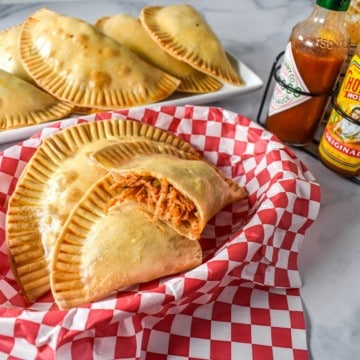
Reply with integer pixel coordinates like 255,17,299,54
106,174,199,233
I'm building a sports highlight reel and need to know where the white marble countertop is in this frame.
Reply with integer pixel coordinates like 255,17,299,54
0,1,359,359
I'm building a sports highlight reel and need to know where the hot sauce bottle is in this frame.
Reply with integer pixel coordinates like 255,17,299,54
265,0,350,145
317,0,360,135
318,44,360,176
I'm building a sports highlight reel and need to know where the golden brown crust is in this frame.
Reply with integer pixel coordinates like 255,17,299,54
95,13,222,93
0,69,73,131
19,8,180,109
90,138,201,170
140,5,245,86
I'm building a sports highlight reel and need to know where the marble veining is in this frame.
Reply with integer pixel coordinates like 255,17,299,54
0,1,359,359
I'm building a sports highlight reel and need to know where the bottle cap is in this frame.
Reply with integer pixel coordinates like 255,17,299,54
316,0,351,11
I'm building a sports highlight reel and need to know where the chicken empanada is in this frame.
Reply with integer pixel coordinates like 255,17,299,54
19,8,180,109
51,174,202,310
0,69,73,130
6,119,199,302
95,13,222,93
140,4,245,86
106,154,247,240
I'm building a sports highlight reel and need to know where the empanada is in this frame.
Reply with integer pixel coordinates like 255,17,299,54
6,119,199,302
51,174,202,309
0,69,73,130
0,25,34,84
95,14,222,93
19,8,180,109
106,154,247,240
140,4,245,86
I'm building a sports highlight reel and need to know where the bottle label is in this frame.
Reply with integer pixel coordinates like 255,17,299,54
319,54,360,174
319,124,360,173
268,42,311,117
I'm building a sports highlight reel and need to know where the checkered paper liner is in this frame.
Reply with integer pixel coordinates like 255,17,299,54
0,105,320,359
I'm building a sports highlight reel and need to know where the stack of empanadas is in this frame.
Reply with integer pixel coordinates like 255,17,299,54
94,13,223,93
0,5,245,131
6,119,247,309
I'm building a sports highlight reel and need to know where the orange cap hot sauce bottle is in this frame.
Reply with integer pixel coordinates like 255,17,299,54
265,0,350,145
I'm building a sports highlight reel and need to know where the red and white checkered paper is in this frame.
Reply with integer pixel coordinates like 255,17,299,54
0,106,320,360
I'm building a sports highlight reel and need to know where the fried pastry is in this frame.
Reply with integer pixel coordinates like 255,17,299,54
19,8,180,109
0,25,35,84
140,4,245,86
106,154,247,240
95,13,222,93
6,119,199,302
50,174,202,309
0,69,73,130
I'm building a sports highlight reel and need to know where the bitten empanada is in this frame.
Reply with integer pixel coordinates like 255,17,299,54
0,69,73,130
95,14,222,93
106,154,247,240
140,4,245,86
6,120,199,302
51,174,202,310
19,8,180,109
